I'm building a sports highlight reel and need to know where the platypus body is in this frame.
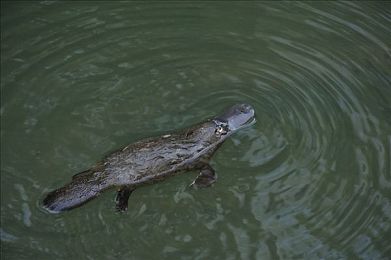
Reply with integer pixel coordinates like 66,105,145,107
43,103,255,213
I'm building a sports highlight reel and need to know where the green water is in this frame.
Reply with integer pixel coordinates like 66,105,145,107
1,2,390,259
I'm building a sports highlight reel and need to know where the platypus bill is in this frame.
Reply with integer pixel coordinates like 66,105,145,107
43,103,256,213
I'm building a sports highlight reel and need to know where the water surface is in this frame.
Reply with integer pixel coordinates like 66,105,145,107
1,2,390,259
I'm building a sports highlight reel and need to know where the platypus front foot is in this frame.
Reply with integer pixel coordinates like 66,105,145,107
190,164,216,189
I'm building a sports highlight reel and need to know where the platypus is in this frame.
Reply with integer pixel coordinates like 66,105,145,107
43,103,255,213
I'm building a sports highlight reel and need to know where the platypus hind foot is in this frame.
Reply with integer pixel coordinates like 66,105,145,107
115,186,134,212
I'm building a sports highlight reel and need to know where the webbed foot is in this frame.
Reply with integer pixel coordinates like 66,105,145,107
115,186,134,212
190,164,216,189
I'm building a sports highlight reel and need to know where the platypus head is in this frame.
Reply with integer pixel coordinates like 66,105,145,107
180,103,255,153
213,103,256,137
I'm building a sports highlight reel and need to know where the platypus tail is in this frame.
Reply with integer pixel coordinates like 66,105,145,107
43,169,107,213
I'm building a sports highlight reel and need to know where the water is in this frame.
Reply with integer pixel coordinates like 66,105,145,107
1,2,390,259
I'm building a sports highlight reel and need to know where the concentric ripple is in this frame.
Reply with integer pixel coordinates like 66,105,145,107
1,2,390,259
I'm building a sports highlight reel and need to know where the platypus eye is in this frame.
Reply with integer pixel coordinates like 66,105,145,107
215,124,228,136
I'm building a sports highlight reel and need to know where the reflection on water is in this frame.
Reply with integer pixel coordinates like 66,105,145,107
1,2,390,259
